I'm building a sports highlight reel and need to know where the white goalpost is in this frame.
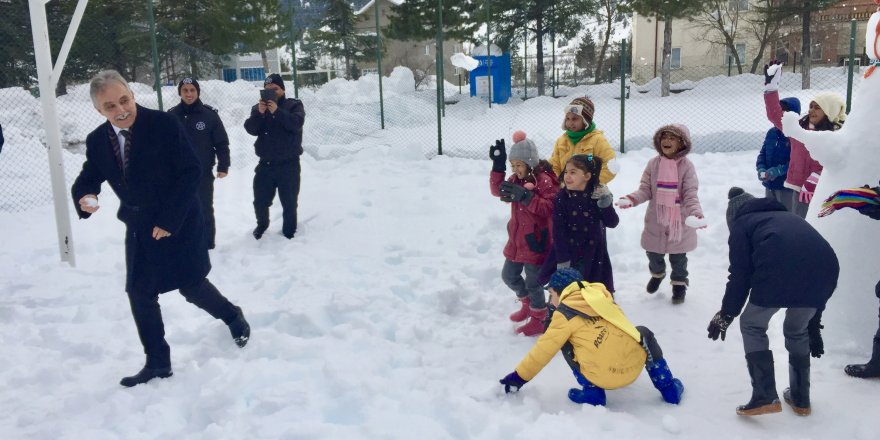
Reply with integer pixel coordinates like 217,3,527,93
28,0,90,266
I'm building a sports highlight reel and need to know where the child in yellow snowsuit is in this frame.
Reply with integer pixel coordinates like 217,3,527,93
499,268,684,405
548,97,618,185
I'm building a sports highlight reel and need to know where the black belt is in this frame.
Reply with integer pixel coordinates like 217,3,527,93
259,159,295,166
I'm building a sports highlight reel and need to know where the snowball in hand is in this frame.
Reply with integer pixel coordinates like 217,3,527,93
83,196,99,208
766,63,782,77
606,158,621,176
685,215,707,228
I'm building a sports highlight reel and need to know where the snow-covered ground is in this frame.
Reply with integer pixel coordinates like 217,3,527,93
1,69,877,439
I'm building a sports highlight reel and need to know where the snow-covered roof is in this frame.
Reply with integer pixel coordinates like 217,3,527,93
354,0,403,16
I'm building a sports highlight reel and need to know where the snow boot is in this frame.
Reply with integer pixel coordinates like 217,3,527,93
568,370,606,406
647,273,665,294
646,358,684,404
509,297,531,322
226,306,250,348
671,282,687,304
515,307,548,337
844,337,880,378
783,354,811,416
120,365,173,387
736,350,782,416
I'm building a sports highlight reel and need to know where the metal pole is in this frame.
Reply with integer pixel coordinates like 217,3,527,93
620,39,626,154
146,0,163,110
436,0,443,154
28,0,79,266
486,0,492,108
846,19,856,113
523,24,528,99
727,55,732,76
375,0,385,128
552,30,556,97
289,4,300,99
438,1,445,117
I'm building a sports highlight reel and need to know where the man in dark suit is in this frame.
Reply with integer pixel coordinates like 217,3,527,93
244,73,305,240
168,77,231,249
71,70,250,387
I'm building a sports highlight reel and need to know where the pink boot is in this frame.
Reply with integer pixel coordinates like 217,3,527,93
509,297,531,322
516,308,548,336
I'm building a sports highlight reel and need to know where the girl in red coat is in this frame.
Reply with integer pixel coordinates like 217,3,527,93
489,131,559,336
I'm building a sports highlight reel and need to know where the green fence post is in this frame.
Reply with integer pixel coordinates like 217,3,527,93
485,0,492,108
375,0,385,128
551,32,556,97
523,25,527,99
436,0,443,155
620,39,626,154
289,5,299,99
146,0,162,110
846,19,856,114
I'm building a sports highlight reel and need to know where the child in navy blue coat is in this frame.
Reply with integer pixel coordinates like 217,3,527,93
541,154,619,292
757,97,800,211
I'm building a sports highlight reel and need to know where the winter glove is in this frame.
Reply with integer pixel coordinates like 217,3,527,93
766,165,787,180
591,184,613,208
798,172,819,203
490,139,507,173
807,311,824,358
499,181,534,206
499,371,528,393
616,196,634,209
861,203,880,220
763,60,783,92
707,311,734,341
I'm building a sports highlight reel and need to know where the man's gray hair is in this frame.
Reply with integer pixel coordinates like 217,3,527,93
89,70,130,107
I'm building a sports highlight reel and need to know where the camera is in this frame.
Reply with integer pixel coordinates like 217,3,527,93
260,89,275,102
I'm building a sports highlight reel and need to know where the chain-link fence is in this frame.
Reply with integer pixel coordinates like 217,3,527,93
0,0,864,214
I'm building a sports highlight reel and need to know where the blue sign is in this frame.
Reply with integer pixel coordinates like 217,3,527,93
469,53,511,104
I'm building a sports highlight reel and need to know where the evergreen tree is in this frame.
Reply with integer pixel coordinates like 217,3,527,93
311,0,374,79
625,0,706,96
384,0,481,42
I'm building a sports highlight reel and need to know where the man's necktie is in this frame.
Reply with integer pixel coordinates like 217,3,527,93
119,129,131,174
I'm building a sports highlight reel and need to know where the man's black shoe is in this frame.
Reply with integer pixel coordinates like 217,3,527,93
253,226,267,240
120,366,173,387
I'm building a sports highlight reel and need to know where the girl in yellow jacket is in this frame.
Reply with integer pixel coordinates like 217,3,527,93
548,97,618,185
499,268,684,405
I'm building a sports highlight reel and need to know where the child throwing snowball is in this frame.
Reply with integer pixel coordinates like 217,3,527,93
489,131,560,336
617,124,705,304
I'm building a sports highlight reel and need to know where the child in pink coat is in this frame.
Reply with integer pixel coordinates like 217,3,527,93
617,124,705,304
489,131,560,336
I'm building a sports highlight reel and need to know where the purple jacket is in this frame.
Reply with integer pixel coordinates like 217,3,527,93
547,189,619,291
626,155,703,254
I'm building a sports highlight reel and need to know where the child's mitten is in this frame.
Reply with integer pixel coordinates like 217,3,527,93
499,371,527,393
764,61,782,92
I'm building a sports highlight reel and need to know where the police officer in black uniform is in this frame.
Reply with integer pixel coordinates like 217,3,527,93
244,73,305,240
168,78,230,249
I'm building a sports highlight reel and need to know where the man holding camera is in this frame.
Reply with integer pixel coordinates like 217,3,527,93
244,73,305,240
168,77,230,249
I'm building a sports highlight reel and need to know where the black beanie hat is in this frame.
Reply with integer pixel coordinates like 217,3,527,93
726,187,755,229
264,73,285,91
177,77,200,96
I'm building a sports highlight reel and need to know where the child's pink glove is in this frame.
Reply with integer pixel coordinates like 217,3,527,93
800,172,820,203
616,196,634,209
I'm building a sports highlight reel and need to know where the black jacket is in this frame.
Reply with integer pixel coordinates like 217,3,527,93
0,122,4,154
168,99,230,172
722,198,839,316
71,105,210,294
244,95,305,161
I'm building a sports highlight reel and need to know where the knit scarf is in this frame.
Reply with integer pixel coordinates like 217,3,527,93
656,156,682,243
566,121,596,145
818,186,880,217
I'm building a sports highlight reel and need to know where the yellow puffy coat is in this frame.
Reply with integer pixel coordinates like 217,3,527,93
548,131,617,184
514,282,646,390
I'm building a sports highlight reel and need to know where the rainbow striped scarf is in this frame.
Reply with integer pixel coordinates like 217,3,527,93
656,157,682,242
818,186,880,218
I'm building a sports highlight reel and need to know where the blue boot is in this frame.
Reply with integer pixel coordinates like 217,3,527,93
568,370,606,406
646,358,684,404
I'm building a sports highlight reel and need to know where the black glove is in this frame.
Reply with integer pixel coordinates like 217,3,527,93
707,311,734,341
499,181,534,205
859,185,880,220
490,139,507,173
807,310,824,358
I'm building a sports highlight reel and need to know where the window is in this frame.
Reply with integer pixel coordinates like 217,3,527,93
811,44,823,61
425,45,431,56
222,68,237,82
670,48,681,69
726,43,746,65
240,67,266,81
728,0,749,11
